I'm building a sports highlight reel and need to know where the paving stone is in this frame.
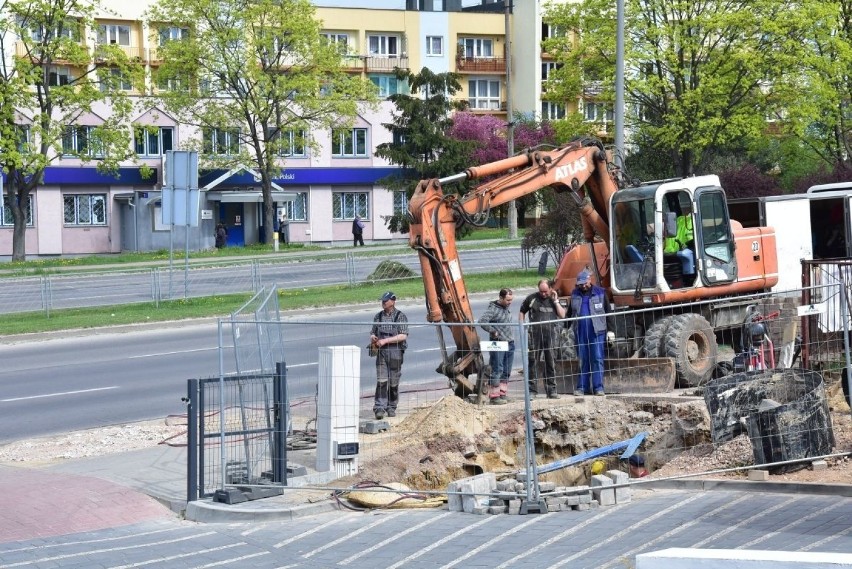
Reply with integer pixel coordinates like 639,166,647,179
572,503,590,511
545,496,566,507
564,494,580,506
472,505,488,515
448,473,496,513
812,460,828,471
497,479,517,491
547,503,561,512
489,505,507,514
539,481,557,493
359,420,390,434
515,483,526,494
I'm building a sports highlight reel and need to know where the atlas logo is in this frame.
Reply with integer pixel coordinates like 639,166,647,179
554,157,588,181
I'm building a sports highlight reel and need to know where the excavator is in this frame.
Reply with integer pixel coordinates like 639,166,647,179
408,138,778,400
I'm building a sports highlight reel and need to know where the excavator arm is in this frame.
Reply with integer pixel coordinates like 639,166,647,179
408,138,621,399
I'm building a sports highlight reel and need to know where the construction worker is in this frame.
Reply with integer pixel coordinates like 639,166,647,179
664,201,695,276
570,269,608,396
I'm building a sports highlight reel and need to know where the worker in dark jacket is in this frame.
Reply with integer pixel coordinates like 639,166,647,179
352,215,365,246
519,279,566,399
478,288,515,404
570,269,608,396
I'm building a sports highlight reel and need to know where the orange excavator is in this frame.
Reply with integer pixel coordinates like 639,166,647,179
408,138,778,399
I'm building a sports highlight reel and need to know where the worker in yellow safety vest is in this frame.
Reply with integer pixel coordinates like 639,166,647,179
664,201,695,275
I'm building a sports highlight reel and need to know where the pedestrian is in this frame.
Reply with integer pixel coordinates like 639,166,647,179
352,215,365,247
570,268,608,396
628,454,649,478
478,288,515,405
215,223,227,249
519,279,566,399
370,291,408,420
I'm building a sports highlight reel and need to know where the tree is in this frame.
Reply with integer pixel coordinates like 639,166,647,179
521,190,583,267
544,0,805,176
448,112,558,227
146,0,375,241
0,0,142,261
374,68,471,233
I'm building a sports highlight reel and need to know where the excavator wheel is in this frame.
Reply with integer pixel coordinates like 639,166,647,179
643,316,673,357
663,313,718,388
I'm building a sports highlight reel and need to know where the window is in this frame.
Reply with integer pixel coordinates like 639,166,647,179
321,32,349,53
24,19,77,41
62,126,103,157
584,101,613,123
48,66,72,86
281,192,308,221
541,23,564,40
333,192,368,220
541,62,561,81
426,36,443,56
461,37,493,58
273,129,306,157
369,74,405,97
14,126,31,152
468,79,500,110
156,76,187,92
331,128,367,157
393,191,408,215
134,126,173,156
203,128,240,155
368,34,399,57
101,68,132,91
159,26,188,46
541,101,565,120
1,195,34,227
64,194,106,225
97,24,130,46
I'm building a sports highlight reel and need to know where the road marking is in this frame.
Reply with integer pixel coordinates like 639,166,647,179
186,550,270,569
547,494,706,569
386,514,498,569
690,496,799,548
302,511,406,558
736,500,845,549
107,543,246,569
1,386,118,403
274,515,354,548
0,531,217,568
801,523,852,551
599,493,752,569
0,527,176,554
339,512,453,565
128,347,216,359
437,512,549,569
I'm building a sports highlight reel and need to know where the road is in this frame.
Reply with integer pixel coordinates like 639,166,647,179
1,489,851,567
0,296,506,443
0,246,533,314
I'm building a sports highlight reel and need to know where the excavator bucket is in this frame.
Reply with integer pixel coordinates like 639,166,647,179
554,357,676,393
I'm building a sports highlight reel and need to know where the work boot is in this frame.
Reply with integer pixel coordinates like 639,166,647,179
490,397,507,405
387,409,397,417
574,389,584,397
594,389,605,396
547,392,560,400
375,409,385,420
499,381,509,397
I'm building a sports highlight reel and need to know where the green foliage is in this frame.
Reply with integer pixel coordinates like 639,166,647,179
146,0,376,239
521,190,583,264
0,0,141,260
374,68,474,233
544,0,806,176
367,260,416,281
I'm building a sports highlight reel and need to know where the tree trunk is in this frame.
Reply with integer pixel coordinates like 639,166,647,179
508,200,518,238
10,181,29,262
262,181,275,246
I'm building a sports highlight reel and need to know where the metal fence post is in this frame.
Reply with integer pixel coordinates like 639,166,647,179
346,252,355,286
273,361,288,484
41,276,52,318
840,281,852,419
187,378,199,503
519,320,546,514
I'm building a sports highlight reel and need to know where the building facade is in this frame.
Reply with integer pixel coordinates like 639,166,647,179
1,0,575,257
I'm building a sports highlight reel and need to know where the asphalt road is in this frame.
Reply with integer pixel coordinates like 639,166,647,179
0,295,509,443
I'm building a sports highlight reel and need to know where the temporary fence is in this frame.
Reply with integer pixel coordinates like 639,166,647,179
190,283,851,512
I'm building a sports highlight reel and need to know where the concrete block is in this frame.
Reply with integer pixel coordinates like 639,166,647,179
497,479,517,491
606,470,631,504
508,507,521,515
539,481,557,493
636,548,852,569
748,469,770,481
565,494,580,506
812,460,828,471
489,497,505,507
545,496,566,507
489,505,507,514
590,474,615,506
547,503,561,512
572,503,590,511
515,483,526,494
471,505,488,515
359,420,389,434
590,500,600,508
497,491,516,500
448,473,496,513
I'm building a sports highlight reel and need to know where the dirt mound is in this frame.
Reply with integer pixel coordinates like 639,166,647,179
395,395,494,439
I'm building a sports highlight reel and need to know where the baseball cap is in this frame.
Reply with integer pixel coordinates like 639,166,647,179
576,269,591,285
628,454,644,467
380,291,396,302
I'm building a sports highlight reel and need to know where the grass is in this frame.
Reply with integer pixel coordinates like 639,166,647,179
0,269,543,335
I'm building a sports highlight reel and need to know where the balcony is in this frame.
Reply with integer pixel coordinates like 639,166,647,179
94,44,147,63
364,55,409,73
455,56,506,74
15,41,88,65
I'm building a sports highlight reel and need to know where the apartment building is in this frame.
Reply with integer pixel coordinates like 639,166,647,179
1,0,573,256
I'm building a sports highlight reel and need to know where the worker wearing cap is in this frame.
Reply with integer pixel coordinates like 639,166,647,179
570,268,608,396
370,291,408,420
628,454,649,478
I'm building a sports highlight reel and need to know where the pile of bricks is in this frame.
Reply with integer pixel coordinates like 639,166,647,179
447,471,632,515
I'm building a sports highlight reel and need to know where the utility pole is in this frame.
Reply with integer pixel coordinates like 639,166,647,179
505,0,518,239
614,0,625,170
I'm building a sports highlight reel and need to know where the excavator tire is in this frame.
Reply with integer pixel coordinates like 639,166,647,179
643,316,673,357
663,313,718,388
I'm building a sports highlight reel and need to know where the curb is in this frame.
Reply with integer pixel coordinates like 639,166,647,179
184,497,342,523
638,477,852,497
